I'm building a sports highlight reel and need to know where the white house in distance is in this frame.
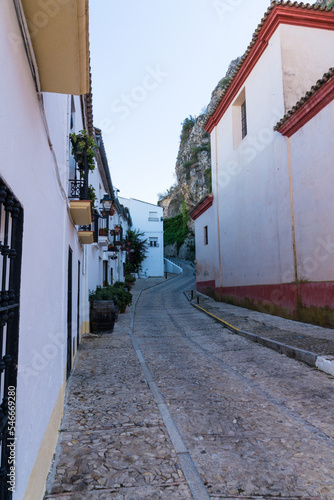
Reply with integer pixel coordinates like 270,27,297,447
191,2,334,327
0,2,131,499
119,198,164,277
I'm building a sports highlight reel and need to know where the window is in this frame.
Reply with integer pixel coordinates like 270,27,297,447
103,261,108,286
0,178,23,497
148,211,159,221
149,237,159,247
204,226,208,246
241,100,247,139
232,88,247,148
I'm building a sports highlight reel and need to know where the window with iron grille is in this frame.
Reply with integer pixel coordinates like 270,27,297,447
0,178,23,500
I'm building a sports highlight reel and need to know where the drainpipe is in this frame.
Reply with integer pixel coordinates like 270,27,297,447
215,127,223,289
286,137,299,311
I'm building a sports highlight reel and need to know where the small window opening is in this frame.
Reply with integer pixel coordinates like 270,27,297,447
204,226,208,246
241,100,247,139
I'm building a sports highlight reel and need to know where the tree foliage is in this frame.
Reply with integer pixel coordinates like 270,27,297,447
125,229,147,274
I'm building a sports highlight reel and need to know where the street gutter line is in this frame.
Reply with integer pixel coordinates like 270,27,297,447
184,293,334,377
129,289,210,500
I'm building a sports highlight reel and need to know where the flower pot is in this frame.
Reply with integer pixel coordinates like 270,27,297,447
99,228,108,237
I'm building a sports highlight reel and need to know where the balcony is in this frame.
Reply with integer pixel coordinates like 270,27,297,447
78,225,94,245
98,227,109,247
69,178,92,225
21,0,89,95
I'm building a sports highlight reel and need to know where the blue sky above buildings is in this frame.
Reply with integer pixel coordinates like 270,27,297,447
90,0,271,204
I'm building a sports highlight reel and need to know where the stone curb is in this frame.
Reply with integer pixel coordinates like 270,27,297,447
184,292,334,377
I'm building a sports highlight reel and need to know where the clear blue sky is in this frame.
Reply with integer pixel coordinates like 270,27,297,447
89,0,271,204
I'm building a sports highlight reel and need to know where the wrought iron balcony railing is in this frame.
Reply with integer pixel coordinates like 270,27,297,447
69,178,89,200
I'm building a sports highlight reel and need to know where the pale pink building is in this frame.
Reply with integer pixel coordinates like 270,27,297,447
191,2,334,326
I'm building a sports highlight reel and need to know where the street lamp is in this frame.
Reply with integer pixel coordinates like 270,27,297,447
100,193,113,218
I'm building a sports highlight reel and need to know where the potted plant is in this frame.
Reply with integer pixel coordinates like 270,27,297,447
114,225,121,235
125,274,136,288
99,228,108,237
69,129,96,172
112,282,132,313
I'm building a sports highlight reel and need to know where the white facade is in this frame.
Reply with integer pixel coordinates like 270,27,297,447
0,2,128,499
193,4,334,324
119,198,164,277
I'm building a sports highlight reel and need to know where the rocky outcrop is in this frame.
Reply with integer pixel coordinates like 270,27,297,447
159,58,241,260
159,58,241,220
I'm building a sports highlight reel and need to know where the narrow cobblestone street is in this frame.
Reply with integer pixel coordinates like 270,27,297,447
45,265,334,500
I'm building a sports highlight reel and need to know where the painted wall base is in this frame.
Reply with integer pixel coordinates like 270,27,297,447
23,382,65,500
197,280,334,328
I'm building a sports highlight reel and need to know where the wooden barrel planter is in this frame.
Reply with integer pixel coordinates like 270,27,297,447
90,300,118,334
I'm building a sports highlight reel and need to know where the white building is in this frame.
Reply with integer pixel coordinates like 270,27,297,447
0,2,131,499
191,2,334,326
119,198,164,277
87,128,132,292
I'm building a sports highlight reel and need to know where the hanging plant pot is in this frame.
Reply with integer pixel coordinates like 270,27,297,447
109,207,115,216
110,229,115,236
99,228,108,237
75,150,84,165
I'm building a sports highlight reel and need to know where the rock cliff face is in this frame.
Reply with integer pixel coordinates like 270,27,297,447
159,58,241,220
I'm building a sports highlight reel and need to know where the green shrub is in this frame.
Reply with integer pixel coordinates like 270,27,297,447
180,116,196,145
164,198,190,251
89,284,132,311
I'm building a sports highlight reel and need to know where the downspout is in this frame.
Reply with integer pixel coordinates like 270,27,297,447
286,137,299,313
215,127,223,289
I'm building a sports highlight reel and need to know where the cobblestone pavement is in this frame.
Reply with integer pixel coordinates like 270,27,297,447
46,268,334,499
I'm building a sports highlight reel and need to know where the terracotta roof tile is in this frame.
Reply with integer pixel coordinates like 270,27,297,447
274,67,334,130
203,1,334,128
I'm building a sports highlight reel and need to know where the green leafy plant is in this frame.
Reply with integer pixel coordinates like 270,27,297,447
163,198,189,251
125,274,136,286
219,76,231,88
69,129,96,171
88,185,98,208
89,283,132,313
125,229,147,274
180,116,196,145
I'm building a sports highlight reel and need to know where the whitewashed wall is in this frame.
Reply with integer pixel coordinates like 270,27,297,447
196,18,334,320
0,4,87,499
210,27,294,289
193,202,220,286
280,24,334,112
289,99,334,283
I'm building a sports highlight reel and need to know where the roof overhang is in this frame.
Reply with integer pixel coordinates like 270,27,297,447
190,195,214,221
21,0,89,95
205,4,334,134
275,69,334,137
